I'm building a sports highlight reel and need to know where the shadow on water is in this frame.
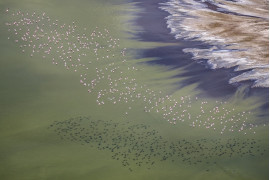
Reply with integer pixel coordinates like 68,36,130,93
130,0,269,109
136,45,246,98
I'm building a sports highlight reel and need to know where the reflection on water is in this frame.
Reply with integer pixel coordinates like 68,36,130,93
49,116,267,172
160,0,269,87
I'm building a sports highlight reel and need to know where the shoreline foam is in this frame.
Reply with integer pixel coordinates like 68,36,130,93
160,0,269,87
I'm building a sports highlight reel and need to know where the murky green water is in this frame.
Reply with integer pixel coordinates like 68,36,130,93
0,0,268,180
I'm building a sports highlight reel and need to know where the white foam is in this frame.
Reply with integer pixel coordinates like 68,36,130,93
160,0,269,87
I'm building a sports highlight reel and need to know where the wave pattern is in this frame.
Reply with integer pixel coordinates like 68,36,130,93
160,0,269,87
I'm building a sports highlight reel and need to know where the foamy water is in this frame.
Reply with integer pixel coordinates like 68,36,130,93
160,0,269,87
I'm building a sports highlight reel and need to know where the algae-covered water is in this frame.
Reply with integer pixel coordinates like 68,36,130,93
0,0,268,180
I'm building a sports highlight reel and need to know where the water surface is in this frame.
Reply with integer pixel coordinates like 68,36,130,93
0,0,268,180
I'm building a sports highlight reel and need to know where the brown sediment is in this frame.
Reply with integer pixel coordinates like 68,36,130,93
160,0,268,86
207,22,222,28
217,0,269,18
186,3,269,65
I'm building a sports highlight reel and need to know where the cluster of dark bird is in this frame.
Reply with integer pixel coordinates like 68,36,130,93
5,9,263,135
48,116,267,172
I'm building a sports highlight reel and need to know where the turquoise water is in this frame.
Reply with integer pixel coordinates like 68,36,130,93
0,0,268,180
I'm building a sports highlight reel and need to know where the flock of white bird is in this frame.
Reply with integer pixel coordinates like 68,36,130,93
5,9,263,135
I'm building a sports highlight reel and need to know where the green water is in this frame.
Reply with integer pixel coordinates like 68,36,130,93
0,0,268,180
